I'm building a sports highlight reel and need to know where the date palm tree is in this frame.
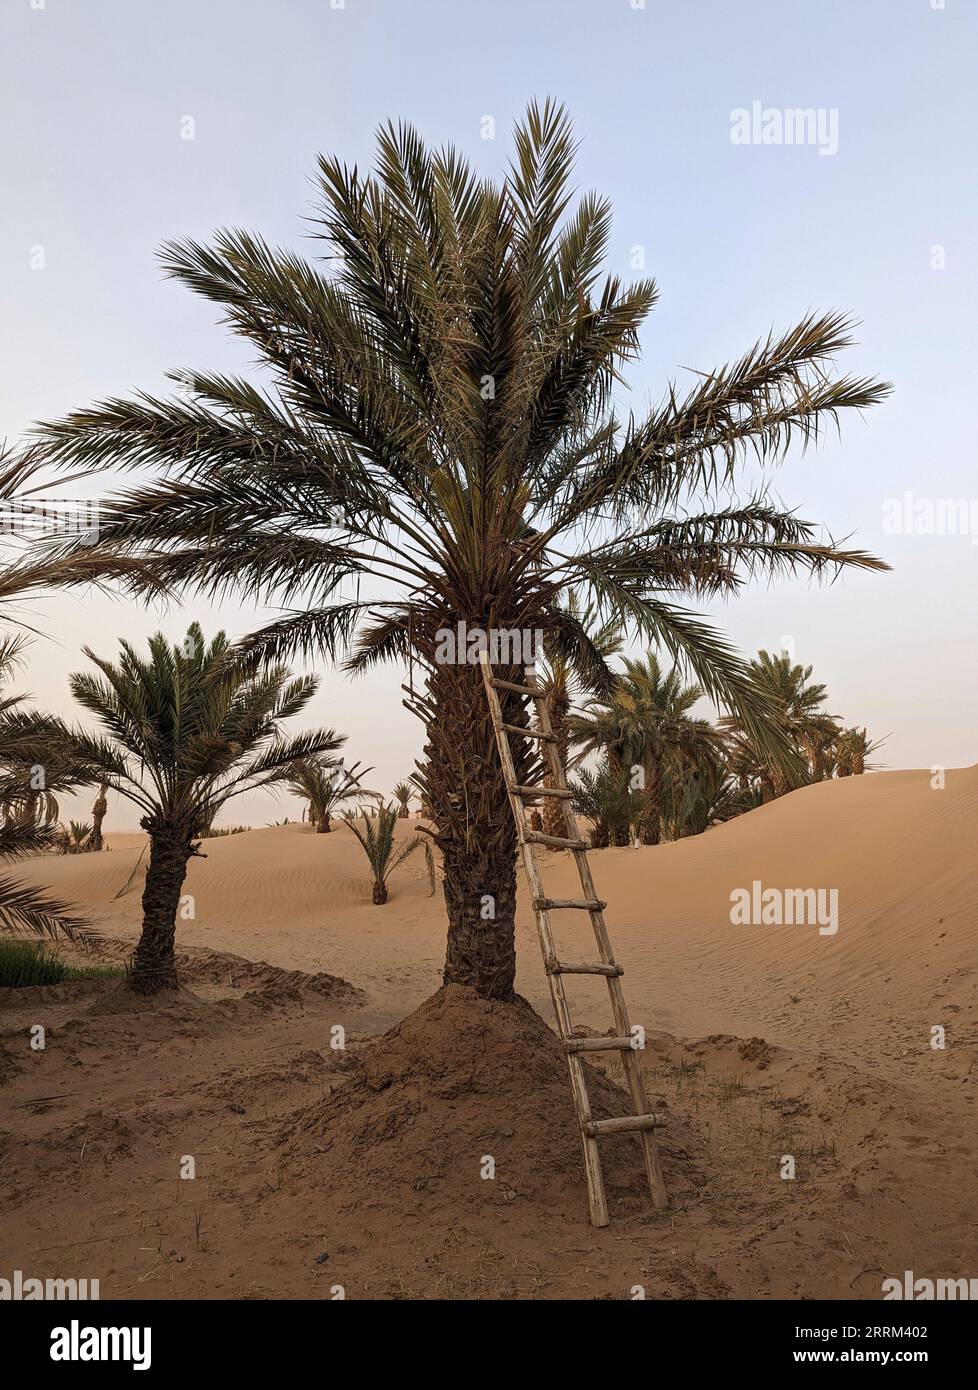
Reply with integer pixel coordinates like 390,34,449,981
60,623,338,994
343,800,423,904
574,653,725,845
722,649,840,797
64,820,92,854
392,780,413,818
570,760,641,849
537,594,623,838
661,760,757,840
835,725,883,776
31,102,889,998
286,754,369,832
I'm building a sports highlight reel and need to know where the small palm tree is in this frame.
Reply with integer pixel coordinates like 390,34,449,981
66,820,92,854
286,756,370,832
61,623,339,994
392,781,413,819
343,801,423,904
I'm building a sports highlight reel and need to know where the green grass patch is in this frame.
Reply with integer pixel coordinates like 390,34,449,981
0,937,124,988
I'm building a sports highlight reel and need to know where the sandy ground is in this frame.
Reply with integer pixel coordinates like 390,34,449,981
1,766,976,1299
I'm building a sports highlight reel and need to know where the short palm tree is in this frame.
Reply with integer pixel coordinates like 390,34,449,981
343,800,423,904
31,102,889,998
61,623,338,993
65,820,92,854
392,780,413,818
285,753,368,832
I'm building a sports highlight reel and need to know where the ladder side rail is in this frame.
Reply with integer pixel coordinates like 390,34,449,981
478,653,610,1226
524,663,669,1211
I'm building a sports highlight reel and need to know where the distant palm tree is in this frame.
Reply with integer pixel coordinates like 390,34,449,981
343,801,423,904
537,594,623,838
661,761,757,840
569,697,645,846
89,783,108,851
61,624,337,993
572,653,723,845
723,650,839,798
836,725,883,776
570,761,641,849
32,102,889,998
286,756,369,832
392,781,413,818
65,820,92,854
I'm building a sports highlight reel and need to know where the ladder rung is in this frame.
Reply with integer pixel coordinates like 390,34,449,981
564,1036,636,1053
524,830,588,850
491,677,537,696
547,960,623,977
513,784,573,800
534,897,607,911
585,1113,665,1138
501,723,555,742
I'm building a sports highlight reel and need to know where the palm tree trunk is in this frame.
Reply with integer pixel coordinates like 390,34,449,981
590,819,610,849
637,752,662,845
90,784,108,852
372,879,388,905
129,827,194,994
316,810,331,832
606,746,631,846
542,693,570,838
426,659,531,1000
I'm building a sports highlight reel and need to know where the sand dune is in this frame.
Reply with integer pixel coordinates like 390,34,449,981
27,765,978,1071
4,767,976,1298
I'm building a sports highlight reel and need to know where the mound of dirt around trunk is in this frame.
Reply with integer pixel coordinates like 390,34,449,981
172,946,366,1007
283,984,699,1220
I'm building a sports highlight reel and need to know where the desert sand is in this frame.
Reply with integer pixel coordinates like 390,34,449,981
2,766,976,1299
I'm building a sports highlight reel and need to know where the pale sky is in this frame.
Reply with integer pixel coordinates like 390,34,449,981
2,0,976,827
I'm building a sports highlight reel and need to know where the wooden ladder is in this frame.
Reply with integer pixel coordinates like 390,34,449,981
478,651,668,1227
